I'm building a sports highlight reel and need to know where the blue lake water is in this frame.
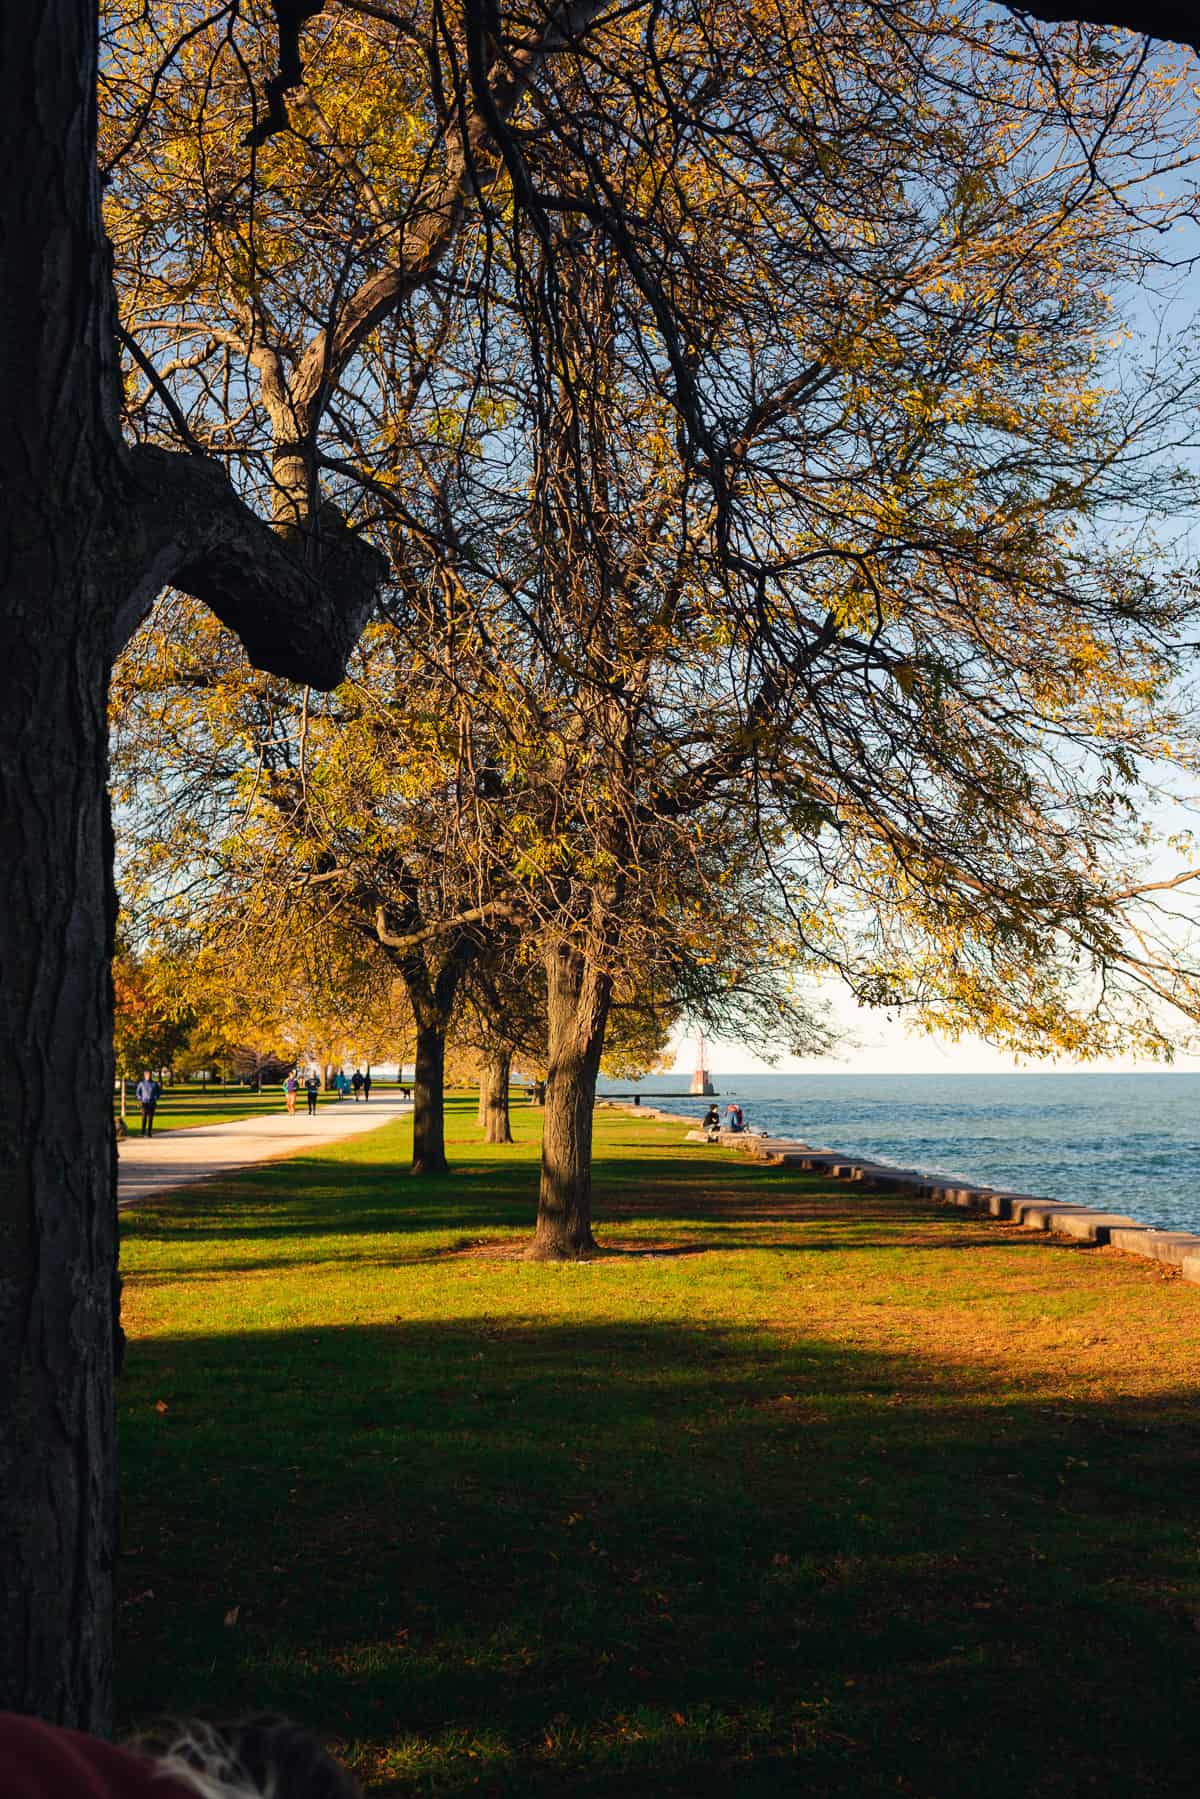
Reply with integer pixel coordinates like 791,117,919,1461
596,1071,1200,1235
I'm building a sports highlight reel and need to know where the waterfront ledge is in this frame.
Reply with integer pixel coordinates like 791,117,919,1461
626,1107,1200,1286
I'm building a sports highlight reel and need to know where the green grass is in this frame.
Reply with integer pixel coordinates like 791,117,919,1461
116,1096,1200,1795
115,1084,377,1133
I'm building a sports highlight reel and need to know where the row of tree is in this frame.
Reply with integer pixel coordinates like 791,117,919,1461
109,0,1200,1258
111,926,683,1142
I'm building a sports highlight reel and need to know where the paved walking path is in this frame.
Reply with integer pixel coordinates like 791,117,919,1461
117,1095,412,1208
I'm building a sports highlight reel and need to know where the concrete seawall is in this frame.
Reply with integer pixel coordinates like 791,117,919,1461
600,1102,1200,1288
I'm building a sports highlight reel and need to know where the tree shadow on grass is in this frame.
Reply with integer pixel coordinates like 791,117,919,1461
121,1137,1105,1292
128,1231,1067,1285
116,1313,1200,1799
121,1152,538,1246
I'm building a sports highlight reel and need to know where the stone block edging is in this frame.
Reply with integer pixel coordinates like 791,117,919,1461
609,1102,1200,1287
884,1167,1200,1276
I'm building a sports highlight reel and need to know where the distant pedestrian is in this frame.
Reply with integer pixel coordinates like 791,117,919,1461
285,1071,299,1114
304,1071,320,1116
336,1070,349,1099
362,1069,372,1102
351,1068,364,1102
135,1070,160,1137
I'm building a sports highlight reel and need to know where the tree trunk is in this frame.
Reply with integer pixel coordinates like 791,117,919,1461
0,2,124,1730
390,933,479,1176
481,1047,514,1144
525,945,612,1260
410,1017,448,1175
0,1,384,1731
0,639,119,1736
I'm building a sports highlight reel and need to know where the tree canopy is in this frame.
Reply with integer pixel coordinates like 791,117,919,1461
112,0,1200,1257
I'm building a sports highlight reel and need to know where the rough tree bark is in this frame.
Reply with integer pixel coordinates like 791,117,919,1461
524,943,612,1260
0,4,132,1733
0,1,382,1734
410,1013,449,1175
480,1046,514,1144
392,936,478,1176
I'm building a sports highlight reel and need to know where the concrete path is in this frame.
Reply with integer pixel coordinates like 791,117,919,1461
117,1095,412,1208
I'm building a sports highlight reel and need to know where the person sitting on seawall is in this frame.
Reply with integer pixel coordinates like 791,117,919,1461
701,1103,721,1138
724,1101,745,1134
0,1710,361,1799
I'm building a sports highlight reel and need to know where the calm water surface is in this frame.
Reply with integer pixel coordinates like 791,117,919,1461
596,1071,1200,1235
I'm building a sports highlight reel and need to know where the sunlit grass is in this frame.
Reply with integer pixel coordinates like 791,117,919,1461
117,1096,1200,1794
114,1083,405,1134
116,1084,300,1133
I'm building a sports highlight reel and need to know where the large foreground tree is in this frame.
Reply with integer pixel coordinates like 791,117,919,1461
0,0,385,1733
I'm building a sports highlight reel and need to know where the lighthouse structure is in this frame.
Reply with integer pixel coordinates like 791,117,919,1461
689,1031,716,1097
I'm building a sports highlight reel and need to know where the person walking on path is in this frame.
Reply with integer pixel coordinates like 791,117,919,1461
135,1070,160,1137
362,1068,372,1102
304,1070,320,1116
284,1071,299,1115
351,1068,364,1102
335,1070,349,1099
117,1089,416,1210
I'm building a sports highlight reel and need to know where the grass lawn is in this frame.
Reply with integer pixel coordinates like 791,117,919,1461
116,1096,1200,1795
115,1084,379,1133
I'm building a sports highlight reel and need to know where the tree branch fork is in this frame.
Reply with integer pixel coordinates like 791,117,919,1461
110,444,387,689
